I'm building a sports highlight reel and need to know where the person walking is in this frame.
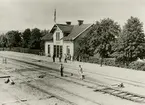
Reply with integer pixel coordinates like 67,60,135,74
53,54,55,62
78,65,85,80
60,64,64,77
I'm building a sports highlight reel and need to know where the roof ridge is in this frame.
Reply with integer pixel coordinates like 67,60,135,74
57,23,91,26
57,24,74,26
73,23,92,26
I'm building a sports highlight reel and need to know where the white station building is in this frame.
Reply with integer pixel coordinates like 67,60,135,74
42,20,93,60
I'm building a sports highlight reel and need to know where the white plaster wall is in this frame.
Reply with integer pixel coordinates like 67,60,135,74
53,26,63,45
63,41,74,59
44,25,75,59
45,41,53,57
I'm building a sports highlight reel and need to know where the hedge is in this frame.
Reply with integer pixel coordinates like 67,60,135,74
0,47,43,55
88,57,145,71
128,61,145,71
1,47,145,71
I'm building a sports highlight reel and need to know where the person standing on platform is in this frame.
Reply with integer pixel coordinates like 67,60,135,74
53,54,55,62
60,64,64,77
78,65,85,80
59,54,62,62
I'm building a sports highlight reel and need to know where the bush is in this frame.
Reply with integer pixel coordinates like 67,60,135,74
0,47,41,55
89,57,117,66
103,58,116,66
88,57,100,64
88,57,145,71
128,61,145,71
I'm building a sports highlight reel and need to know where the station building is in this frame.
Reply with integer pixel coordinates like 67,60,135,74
42,20,93,60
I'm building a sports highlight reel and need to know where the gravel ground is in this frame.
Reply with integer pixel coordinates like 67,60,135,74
0,51,144,105
0,58,72,105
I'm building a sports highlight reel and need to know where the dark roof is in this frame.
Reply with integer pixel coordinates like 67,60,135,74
41,33,53,41
63,24,92,41
45,23,92,41
57,24,74,33
50,24,73,34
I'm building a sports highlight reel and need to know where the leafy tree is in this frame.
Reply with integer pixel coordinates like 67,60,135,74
22,28,31,48
116,16,145,65
0,34,7,50
77,36,94,61
29,28,41,49
41,29,49,37
6,30,21,49
40,29,49,51
90,18,121,66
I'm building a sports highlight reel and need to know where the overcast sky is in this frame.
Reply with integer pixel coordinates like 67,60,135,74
0,0,145,32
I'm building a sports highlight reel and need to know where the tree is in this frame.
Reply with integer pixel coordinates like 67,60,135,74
0,34,7,50
6,30,21,49
22,28,31,48
90,18,121,66
29,28,41,49
40,29,49,37
77,36,94,61
116,16,145,65
40,29,49,51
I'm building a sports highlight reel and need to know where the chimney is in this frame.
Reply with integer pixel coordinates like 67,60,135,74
78,20,84,26
66,21,71,25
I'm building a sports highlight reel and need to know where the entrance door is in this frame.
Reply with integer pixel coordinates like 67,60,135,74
48,45,50,54
53,45,63,57
56,45,59,57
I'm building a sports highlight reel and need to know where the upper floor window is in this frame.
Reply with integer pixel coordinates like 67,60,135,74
56,32,60,41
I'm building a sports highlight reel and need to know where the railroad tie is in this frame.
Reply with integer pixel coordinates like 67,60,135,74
94,88,145,103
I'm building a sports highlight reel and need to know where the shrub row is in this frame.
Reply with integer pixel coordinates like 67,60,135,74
128,61,145,71
1,47,145,71
88,57,145,71
0,47,43,55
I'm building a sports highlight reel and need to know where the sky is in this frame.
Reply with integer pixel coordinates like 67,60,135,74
0,0,145,33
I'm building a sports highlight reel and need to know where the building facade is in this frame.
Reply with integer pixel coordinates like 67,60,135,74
42,20,93,60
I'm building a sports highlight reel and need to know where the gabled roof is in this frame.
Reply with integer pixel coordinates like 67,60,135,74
57,24,74,33
41,33,53,41
45,23,93,41
63,24,92,41
50,24,73,34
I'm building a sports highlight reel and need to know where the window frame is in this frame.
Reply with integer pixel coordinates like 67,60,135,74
56,32,60,41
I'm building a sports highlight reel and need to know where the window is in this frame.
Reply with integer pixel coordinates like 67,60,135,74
56,32,60,41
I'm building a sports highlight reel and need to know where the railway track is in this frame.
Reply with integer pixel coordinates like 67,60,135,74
2,60,102,105
2,54,145,88
1,55,145,104
12,67,101,105
24,82,78,105
17,66,145,104
95,87,145,103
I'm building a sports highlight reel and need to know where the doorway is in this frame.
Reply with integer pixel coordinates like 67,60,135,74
53,45,62,57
